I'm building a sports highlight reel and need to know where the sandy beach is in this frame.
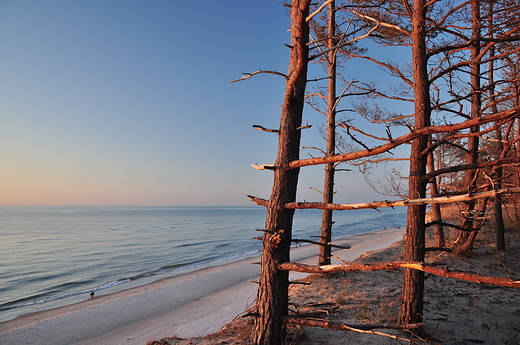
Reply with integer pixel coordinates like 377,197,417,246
0,228,405,345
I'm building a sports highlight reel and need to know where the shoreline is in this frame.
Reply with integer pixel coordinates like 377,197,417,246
0,249,263,324
0,227,401,323
0,227,405,345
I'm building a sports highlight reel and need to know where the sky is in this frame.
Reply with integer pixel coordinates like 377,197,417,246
0,1,408,206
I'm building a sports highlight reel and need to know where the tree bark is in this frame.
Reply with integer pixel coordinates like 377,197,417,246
486,0,506,251
319,0,336,266
452,0,482,257
253,1,311,344
399,0,430,326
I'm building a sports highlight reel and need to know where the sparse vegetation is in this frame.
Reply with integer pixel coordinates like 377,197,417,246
149,229,520,344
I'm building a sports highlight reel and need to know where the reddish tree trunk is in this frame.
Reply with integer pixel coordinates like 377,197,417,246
486,1,506,251
453,0,482,257
399,0,430,326
319,0,337,266
253,1,310,344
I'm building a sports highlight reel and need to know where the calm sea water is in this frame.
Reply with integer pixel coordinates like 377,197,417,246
0,206,406,321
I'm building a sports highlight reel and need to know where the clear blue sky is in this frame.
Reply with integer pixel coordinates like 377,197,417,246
0,1,404,206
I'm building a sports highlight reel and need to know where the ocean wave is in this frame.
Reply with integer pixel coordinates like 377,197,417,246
0,279,130,312
1,206,406,321
157,250,261,275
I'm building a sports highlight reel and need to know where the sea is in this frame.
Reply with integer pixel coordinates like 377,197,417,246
0,206,407,322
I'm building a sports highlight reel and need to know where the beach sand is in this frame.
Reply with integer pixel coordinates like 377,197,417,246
0,228,405,345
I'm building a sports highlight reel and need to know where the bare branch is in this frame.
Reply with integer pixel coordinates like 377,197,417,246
296,121,313,130
285,317,424,342
344,51,413,86
338,122,390,141
348,157,409,166
229,70,288,83
309,187,324,195
292,238,351,249
423,157,520,182
302,146,326,155
253,125,279,133
306,0,333,22
289,108,518,169
247,195,268,206
346,9,411,37
332,80,355,113
309,24,381,61
283,187,520,210
278,261,520,288
425,220,479,232
251,164,276,171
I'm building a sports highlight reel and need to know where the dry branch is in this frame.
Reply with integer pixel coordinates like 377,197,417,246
425,220,479,232
346,9,410,37
309,23,381,61
279,261,406,273
229,70,288,83
278,261,520,288
253,125,279,133
248,195,269,206
248,187,520,210
285,316,424,342
288,109,518,169
422,157,520,182
306,0,333,22
251,164,277,171
296,121,313,130
292,238,351,249
282,187,520,210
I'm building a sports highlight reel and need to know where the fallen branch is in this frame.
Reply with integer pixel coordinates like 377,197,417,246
285,316,424,342
277,261,520,288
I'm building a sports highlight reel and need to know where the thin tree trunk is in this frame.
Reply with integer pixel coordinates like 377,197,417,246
399,0,430,326
253,1,310,344
427,151,445,247
319,0,337,266
494,195,506,250
487,0,506,251
453,0,482,257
